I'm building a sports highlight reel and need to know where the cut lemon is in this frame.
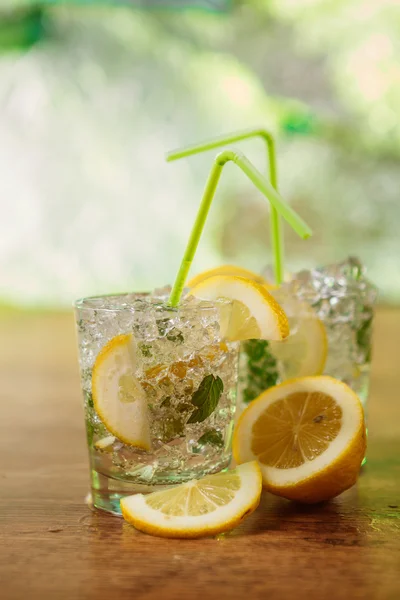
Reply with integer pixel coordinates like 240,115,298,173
233,376,366,503
189,275,289,342
92,334,151,450
188,265,270,288
269,300,328,378
120,461,262,538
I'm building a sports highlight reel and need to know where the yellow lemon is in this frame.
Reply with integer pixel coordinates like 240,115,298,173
188,265,270,288
189,275,289,342
233,376,366,503
92,334,151,450
269,300,328,378
121,461,262,538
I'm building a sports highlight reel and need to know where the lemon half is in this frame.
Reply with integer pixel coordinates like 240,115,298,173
234,376,366,503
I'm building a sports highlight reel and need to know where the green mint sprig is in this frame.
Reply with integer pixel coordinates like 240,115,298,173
242,340,279,404
197,429,224,447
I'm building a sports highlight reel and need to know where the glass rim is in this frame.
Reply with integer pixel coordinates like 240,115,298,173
73,291,233,314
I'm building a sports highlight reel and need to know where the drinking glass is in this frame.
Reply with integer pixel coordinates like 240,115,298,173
75,292,239,514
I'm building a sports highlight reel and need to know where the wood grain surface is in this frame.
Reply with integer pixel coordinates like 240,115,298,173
1,308,399,600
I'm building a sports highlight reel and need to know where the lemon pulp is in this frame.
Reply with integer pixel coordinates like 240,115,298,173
146,471,241,516
251,391,342,468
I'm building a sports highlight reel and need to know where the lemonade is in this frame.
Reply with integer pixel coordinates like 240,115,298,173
75,291,239,514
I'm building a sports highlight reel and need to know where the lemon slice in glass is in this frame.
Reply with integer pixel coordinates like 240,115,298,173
269,300,328,378
92,334,151,450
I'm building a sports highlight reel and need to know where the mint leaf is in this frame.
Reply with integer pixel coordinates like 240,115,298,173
197,429,224,447
156,318,170,336
157,318,184,343
85,391,94,408
187,374,224,424
242,339,279,404
167,329,184,343
86,419,94,447
356,311,373,363
140,343,153,358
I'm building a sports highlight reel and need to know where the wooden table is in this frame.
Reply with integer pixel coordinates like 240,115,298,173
1,308,400,600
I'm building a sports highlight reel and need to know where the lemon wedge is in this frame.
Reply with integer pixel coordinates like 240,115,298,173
233,376,366,503
188,265,270,288
92,334,151,450
189,275,289,342
120,461,262,538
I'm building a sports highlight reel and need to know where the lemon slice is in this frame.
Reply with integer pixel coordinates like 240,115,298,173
269,302,328,378
188,265,270,288
92,334,151,450
233,376,366,503
189,275,289,342
120,461,262,538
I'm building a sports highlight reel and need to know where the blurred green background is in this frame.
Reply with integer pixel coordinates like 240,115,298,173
1,0,399,308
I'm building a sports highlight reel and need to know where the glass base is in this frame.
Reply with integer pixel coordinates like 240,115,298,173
89,471,183,516
89,486,174,516
89,461,231,515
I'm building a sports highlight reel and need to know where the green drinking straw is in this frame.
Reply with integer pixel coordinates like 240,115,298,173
166,128,282,284
168,149,312,307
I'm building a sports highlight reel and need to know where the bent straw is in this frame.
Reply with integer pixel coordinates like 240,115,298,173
168,149,312,307
166,128,283,284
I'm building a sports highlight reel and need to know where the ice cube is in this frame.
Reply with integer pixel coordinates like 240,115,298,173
283,256,377,314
